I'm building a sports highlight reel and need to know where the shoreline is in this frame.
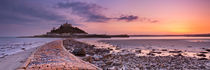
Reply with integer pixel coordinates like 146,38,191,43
1,38,210,70
0,47,38,70
71,39,210,69
22,40,100,70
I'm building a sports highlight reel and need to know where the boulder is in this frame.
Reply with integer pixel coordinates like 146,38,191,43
161,49,167,51
135,49,141,53
197,54,206,57
72,48,86,56
83,56,93,63
169,51,182,53
198,58,208,60
205,49,210,52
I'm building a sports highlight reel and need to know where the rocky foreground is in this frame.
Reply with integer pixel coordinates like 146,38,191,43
19,40,100,70
63,39,210,70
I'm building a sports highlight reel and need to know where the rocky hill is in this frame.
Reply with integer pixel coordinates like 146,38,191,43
49,23,87,34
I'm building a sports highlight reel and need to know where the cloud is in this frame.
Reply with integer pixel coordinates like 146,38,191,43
138,17,159,23
57,1,110,22
57,1,159,23
0,0,66,24
117,15,138,21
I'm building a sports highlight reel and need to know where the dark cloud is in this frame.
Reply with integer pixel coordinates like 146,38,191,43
117,15,138,21
57,1,110,22
57,1,158,23
0,0,66,24
138,17,159,23
57,1,139,22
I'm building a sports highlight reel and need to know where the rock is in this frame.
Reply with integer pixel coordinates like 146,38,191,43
107,66,117,70
147,53,155,56
83,56,93,63
199,66,206,69
161,49,167,51
72,48,86,56
21,48,25,50
135,50,141,53
103,54,113,59
86,50,95,55
108,48,113,50
198,58,208,60
174,53,183,57
93,55,102,61
115,47,121,50
169,51,182,53
200,52,208,53
112,61,122,66
94,48,110,54
151,51,161,54
197,54,206,57
105,61,113,65
205,49,210,52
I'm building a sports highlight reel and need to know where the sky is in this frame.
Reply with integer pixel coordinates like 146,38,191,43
0,0,210,36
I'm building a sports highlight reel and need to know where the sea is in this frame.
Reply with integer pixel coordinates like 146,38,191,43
0,37,60,58
77,36,210,59
1,36,210,58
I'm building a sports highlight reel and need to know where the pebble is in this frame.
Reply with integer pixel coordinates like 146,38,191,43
64,39,210,70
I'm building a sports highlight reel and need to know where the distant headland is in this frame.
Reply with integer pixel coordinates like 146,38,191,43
18,22,210,38
19,22,129,38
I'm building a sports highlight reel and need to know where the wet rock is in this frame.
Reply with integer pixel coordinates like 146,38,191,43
197,54,206,57
112,61,122,66
21,48,25,50
94,48,110,54
115,47,121,50
151,51,162,54
198,58,208,60
105,61,113,65
135,50,141,53
86,50,95,55
200,52,208,54
161,49,167,51
199,65,206,69
83,56,93,63
169,51,182,53
72,48,86,56
147,53,155,56
108,48,113,50
205,49,210,52
107,66,118,70
174,53,183,57
103,54,113,59
93,55,102,61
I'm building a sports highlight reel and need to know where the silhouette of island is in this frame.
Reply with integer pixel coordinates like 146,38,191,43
20,22,129,38
48,23,87,34
19,22,210,38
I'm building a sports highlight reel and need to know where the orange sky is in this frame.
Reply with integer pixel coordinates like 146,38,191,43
79,0,210,35
0,0,210,36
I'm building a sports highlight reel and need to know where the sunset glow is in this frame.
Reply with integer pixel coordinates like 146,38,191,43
0,0,210,36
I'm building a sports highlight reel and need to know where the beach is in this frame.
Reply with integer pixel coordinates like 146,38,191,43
75,37,210,69
0,47,38,70
0,37,210,70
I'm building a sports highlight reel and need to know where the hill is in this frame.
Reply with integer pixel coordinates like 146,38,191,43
48,23,87,34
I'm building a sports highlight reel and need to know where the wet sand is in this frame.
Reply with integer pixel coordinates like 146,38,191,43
100,39,210,59
0,47,37,70
72,39,210,69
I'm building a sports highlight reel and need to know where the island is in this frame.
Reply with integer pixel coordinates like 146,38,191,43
20,22,129,38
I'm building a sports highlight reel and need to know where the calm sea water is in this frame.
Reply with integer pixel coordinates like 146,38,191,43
77,36,210,42
0,37,60,58
1,36,210,58
77,36,210,59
